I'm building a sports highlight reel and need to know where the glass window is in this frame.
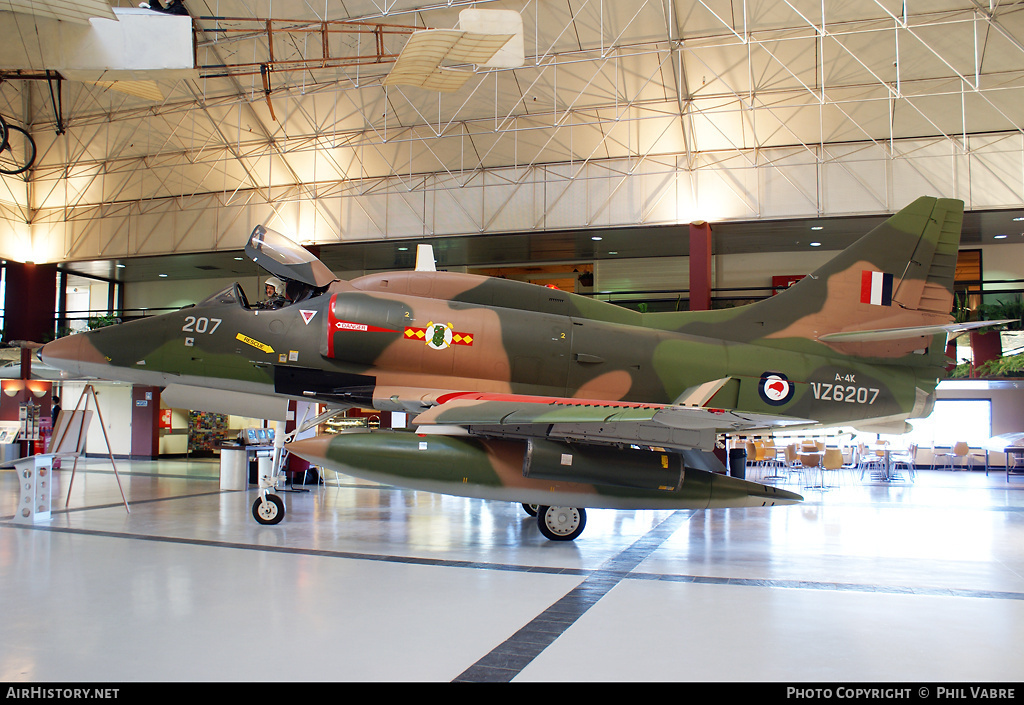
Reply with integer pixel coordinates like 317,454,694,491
905,399,992,447
198,283,248,308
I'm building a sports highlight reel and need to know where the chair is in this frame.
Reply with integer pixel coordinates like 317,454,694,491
935,441,971,470
784,444,803,483
745,441,758,474
858,442,883,479
890,443,918,481
800,451,824,489
760,441,786,481
821,448,845,488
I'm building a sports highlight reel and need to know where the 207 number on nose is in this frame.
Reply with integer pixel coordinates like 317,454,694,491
182,316,222,334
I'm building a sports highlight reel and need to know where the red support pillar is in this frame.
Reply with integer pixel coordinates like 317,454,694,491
131,386,161,459
3,262,58,344
689,220,713,311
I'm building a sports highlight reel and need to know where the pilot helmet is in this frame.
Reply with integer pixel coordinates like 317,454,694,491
265,276,285,296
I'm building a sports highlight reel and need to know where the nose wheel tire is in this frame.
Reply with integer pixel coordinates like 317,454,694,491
537,506,586,541
252,494,285,525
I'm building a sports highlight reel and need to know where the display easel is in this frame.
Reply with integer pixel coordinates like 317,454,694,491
51,384,130,514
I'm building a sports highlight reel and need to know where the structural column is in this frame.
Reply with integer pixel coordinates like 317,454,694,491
689,221,712,311
131,386,161,459
3,262,58,343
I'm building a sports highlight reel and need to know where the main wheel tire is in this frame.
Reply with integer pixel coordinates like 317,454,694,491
522,503,539,517
537,506,586,541
252,494,285,525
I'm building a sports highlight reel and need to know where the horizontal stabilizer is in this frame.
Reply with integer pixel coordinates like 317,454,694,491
818,319,1017,343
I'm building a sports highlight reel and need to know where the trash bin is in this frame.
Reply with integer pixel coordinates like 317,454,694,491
219,447,247,491
729,447,747,479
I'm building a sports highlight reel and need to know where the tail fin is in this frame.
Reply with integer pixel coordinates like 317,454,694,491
665,196,964,361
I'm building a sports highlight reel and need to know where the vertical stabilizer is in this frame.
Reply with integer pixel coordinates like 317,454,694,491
659,196,964,361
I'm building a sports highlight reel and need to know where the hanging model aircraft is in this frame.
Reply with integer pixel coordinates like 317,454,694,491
40,196,980,540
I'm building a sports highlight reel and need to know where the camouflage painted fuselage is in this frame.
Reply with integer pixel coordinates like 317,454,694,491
42,196,959,441
42,263,941,433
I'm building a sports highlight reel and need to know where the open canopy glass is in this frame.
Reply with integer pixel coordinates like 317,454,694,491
245,225,336,289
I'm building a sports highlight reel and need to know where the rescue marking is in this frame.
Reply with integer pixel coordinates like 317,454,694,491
236,333,275,354
300,310,317,324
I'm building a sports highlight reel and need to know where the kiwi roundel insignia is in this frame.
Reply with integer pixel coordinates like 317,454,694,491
759,372,795,406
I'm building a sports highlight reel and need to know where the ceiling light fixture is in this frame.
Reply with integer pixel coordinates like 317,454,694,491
995,234,1008,239
810,242,822,247
811,226,823,230
591,236,603,241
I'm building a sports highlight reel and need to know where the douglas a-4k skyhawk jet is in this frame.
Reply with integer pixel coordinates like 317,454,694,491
40,196,980,540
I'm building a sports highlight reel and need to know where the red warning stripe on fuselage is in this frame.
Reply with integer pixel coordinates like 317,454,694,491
326,294,399,357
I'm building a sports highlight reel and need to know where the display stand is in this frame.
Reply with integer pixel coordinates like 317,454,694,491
12,455,55,524
52,384,130,514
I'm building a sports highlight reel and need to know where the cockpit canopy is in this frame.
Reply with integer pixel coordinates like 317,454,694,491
245,225,336,289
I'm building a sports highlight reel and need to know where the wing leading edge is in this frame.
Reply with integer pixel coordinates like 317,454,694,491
411,390,811,451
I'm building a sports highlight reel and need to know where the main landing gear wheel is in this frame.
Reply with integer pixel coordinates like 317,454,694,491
521,503,539,517
252,494,285,525
537,506,586,541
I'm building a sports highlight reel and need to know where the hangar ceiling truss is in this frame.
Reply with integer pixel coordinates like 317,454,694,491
4,0,1024,262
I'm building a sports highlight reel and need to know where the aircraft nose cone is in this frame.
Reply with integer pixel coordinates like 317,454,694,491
40,334,98,376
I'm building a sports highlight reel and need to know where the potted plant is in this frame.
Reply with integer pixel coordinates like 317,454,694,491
970,294,1024,374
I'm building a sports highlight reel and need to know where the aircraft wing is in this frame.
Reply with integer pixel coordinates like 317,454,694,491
410,391,812,451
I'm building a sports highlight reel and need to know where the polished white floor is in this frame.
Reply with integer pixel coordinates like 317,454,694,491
2,456,1023,682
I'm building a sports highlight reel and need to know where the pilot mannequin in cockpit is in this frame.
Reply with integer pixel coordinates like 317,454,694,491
263,277,287,309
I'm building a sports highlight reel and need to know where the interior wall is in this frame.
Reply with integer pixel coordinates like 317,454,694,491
124,274,265,312
59,381,133,457
121,245,978,311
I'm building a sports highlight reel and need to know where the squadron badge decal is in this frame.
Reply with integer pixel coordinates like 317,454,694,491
405,322,474,350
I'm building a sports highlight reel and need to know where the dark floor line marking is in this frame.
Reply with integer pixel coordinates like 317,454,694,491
0,522,593,577
626,571,1024,599
6,515,1023,610
0,490,233,520
452,509,697,683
